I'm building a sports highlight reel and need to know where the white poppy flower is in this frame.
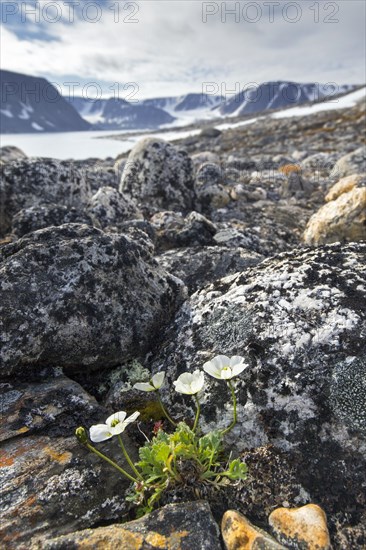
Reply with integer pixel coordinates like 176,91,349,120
89,410,140,442
133,372,165,392
203,355,248,380
173,370,205,395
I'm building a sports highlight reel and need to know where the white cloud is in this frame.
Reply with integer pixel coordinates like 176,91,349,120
1,0,365,98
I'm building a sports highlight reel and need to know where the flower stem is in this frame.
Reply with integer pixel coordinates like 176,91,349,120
222,380,237,435
193,394,201,432
117,435,143,480
157,394,177,427
85,442,138,483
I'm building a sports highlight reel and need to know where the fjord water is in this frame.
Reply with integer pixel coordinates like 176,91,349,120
0,127,200,160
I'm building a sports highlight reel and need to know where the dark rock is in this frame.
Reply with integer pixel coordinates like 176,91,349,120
0,223,186,377
119,219,157,244
200,127,222,139
0,159,92,236
151,211,217,252
196,162,223,186
0,374,105,441
156,246,262,293
86,186,143,230
120,138,195,214
11,203,95,238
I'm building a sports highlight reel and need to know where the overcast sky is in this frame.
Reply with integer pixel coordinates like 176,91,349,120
1,0,365,99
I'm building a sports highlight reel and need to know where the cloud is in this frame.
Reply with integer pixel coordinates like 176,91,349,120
1,0,365,98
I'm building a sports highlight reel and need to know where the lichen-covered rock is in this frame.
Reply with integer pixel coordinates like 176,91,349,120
151,210,217,252
222,510,285,550
0,146,27,163
0,374,105,442
303,186,366,245
156,246,262,293
120,138,195,214
0,159,92,236
191,151,220,170
149,243,366,537
325,173,366,202
268,504,330,550
196,162,223,186
86,186,143,230
331,146,366,179
195,183,231,213
11,203,95,238
0,223,186,377
37,501,221,550
0,434,132,548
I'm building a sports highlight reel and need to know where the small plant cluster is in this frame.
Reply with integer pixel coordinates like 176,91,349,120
76,355,249,516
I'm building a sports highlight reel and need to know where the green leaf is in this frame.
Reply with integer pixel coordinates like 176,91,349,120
222,459,248,480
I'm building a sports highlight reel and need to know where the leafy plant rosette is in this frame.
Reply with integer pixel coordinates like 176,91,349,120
75,355,249,516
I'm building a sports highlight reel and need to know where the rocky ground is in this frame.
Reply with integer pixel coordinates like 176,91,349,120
0,97,365,549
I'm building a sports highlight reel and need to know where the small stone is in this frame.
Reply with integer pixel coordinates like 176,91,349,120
222,510,285,550
268,504,330,550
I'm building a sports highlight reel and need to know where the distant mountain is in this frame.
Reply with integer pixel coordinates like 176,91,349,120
142,93,223,113
0,70,90,134
68,96,175,129
218,81,355,116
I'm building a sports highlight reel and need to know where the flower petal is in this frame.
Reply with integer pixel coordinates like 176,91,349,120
190,370,205,393
212,355,230,369
90,424,113,442
124,411,140,425
229,355,245,367
231,362,248,377
177,372,195,385
106,411,127,427
133,382,155,392
203,360,223,379
173,379,190,394
151,372,165,389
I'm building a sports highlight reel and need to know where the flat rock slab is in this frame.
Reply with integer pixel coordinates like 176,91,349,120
37,501,221,550
0,434,131,548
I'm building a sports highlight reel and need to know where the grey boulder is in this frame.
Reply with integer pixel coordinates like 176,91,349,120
0,223,186,377
120,138,195,214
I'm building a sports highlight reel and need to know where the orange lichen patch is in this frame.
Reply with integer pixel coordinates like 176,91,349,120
145,531,168,547
0,442,29,468
16,427,30,435
279,164,302,176
222,510,284,550
168,530,190,547
269,504,330,550
0,451,15,467
43,446,72,464
9,494,43,521
50,527,145,549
